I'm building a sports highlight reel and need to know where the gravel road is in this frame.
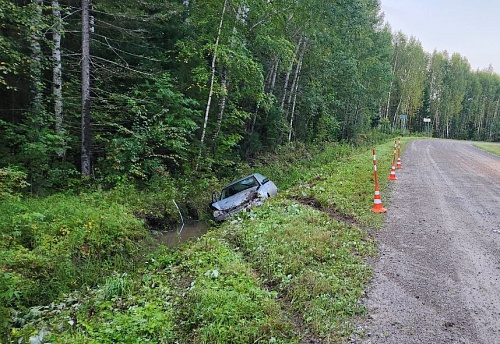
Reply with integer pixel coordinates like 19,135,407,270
353,139,500,344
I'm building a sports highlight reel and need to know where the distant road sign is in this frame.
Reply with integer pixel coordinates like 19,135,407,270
423,118,431,123
400,114,408,120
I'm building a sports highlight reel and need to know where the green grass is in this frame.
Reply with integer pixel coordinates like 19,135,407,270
252,142,359,191
221,200,375,339
0,191,153,341
474,141,500,156
6,138,407,343
300,140,397,226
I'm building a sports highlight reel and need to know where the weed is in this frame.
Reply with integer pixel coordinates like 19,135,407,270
102,273,132,300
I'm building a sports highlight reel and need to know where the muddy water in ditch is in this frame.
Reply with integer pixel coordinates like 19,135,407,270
153,221,209,247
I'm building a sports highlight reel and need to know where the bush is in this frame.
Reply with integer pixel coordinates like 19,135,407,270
0,167,28,200
0,192,151,310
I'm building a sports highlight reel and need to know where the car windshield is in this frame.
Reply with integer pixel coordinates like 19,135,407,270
220,176,259,200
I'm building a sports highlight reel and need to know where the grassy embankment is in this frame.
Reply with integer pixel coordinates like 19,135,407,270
474,142,500,156
2,138,408,343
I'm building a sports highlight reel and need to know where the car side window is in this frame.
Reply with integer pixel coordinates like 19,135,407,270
221,187,233,199
220,176,258,199
242,177,258,187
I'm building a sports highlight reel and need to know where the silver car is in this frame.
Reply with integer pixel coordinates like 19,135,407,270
210,173,278,222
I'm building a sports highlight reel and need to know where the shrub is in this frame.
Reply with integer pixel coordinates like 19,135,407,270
0,167,29,200
0,193,151,310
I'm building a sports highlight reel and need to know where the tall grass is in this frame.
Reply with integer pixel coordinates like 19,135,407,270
0,193,151,309
8,137,404,343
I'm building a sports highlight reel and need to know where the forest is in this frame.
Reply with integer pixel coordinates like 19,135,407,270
1,0,499,192
1,0,500,342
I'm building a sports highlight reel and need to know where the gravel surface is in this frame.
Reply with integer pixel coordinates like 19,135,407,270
353,139,500,344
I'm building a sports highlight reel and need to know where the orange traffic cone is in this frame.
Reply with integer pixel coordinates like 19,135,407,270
372,189,387,213
396,138,403,169
389,165,398,180
372,149,387,213
396,157,403,169
389,140,398,180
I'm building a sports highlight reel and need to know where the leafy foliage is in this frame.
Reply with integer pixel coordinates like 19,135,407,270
1,0,400,189
6,138,398,342
97,73,200,185
0,167,29,200
2,0,500,340
0,193,151,312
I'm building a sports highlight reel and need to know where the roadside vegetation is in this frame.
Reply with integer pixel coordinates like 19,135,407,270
474,142,500,156
1,136,405,343
2,1,497,342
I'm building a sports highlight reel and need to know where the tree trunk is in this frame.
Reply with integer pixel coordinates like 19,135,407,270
265,59,273,89
30,0,43,122
250,106,258,134
385,49,399,119
489,98,500,141
266,56,279,95
182,0,190,23
52,0,65,158
81,0,92,176
288,72,301,142
269,58,279,95
392,97,402,131
434,108,440,137
280,36,302,111
200,0,227,147
286,38,306,119
212,68,227,147
212,10,242,151
287,39,306,142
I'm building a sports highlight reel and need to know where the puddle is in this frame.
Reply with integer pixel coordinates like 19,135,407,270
153,221,209,247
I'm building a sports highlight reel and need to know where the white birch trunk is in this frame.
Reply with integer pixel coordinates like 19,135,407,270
31,0,43,119
81,0,92,176
270,58,279,95
265,57,276,92
212,10,242,148
288,70,301,142
385,50,399,120
489,98,500,140
286,38,306,119
212,69,227,145
287,39,306,142
52,0,65,158
280,36,302,111
200,0,228,146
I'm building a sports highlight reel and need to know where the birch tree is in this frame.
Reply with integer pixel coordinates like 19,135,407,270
52,0,64,158
30,0,44,121
427,51,447,135
386,33,427,131
199,0,228,147
81,0,91,176
441,53,469,137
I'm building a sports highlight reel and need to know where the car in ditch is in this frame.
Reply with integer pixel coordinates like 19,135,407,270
210,173,278,222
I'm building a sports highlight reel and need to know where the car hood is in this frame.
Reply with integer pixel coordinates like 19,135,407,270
211,188,259,211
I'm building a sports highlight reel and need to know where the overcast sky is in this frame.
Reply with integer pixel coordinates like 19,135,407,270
379,0,500,72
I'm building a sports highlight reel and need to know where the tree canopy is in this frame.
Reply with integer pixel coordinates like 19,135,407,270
1,0,499,192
